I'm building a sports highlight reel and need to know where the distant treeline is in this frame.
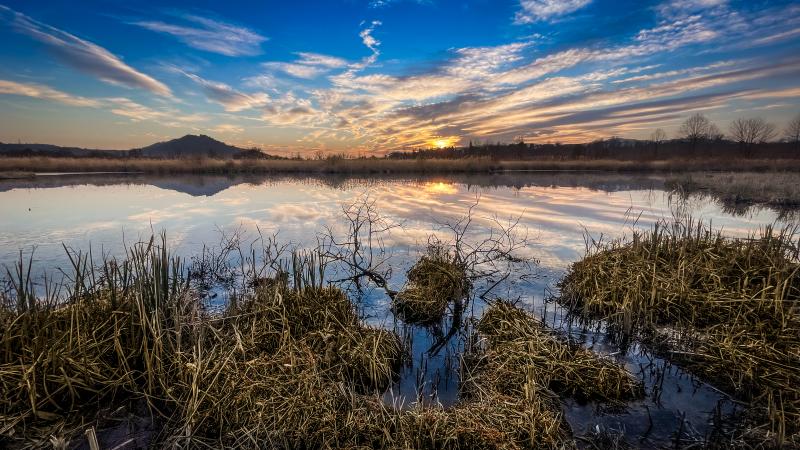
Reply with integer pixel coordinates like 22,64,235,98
387,138,800,161
390,112,800,160
3,113,799,161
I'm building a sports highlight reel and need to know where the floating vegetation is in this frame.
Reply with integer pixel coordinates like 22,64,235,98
477,301,643,404
559,219,800,446
394,245,470,324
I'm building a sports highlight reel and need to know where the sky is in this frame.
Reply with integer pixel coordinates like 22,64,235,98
0,0,799,154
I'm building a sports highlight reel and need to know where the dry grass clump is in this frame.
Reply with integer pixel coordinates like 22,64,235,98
0,239,401,448
0,236,583,449
559,219,800,444
396,392,572,450
477,301,643,403
394,245,469,324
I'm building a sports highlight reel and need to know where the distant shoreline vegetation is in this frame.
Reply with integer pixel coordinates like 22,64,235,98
2,156,800,177
2,113,800,165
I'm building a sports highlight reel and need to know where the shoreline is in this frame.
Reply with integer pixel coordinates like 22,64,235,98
2,156,800,175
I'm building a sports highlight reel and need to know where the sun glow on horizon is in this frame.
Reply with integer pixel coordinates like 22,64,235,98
430,137,459,149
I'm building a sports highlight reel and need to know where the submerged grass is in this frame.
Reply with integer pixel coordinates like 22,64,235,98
394,245,470,324
558,219,800,445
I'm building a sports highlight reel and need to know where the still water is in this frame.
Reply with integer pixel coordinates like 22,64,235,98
0,172,790,446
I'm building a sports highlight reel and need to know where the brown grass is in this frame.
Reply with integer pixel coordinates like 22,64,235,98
477,301,643,403
394,245,470,324
3,156,800,175
0,236,596,449
558,219,800,446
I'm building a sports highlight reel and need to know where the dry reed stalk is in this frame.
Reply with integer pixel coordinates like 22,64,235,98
559,218,800,445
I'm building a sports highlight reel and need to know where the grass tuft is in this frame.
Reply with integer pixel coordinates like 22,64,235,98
558,218,800,445
477,301,643,404
394,245,470,324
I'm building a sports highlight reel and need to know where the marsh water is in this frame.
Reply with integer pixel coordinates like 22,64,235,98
0,172,791,447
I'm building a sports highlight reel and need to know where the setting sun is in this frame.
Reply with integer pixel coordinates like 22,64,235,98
431,137,458,149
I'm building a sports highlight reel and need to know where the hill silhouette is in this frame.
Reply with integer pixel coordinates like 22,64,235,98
0,135,277,159
135,135,243,158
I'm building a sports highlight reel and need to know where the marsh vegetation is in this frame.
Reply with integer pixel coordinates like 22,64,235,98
4,155,800,177
1,189,799,449
559,219,800,447
0,200,640,449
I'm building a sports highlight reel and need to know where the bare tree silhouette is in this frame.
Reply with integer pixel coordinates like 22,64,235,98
679,113,715,157
730,117,777,158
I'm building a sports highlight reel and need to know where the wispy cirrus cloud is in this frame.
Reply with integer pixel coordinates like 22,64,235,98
0,79,207,127
0,5,171,96
369,0,431,8
262,52,349,79
181,72,268,112
359,20,382,56
241,0,800,151
0,79,102,107
298,0,800,151
515,0,592,23
106,97,208,127
656,0,727,19
130,13,267,57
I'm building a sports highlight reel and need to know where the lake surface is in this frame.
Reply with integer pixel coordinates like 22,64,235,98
0,172,791,446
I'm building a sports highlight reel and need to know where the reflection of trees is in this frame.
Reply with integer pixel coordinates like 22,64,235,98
666,174,800,220
0,172,666,196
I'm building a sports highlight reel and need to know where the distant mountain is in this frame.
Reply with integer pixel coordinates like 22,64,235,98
0,135,280,159
0,143,121,157
135,135,244,158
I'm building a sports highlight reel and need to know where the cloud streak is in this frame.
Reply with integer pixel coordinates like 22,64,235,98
0,79,208,128
130,13,267,57
0,5,171,96
515,0,592,23
0,79,101,107
182,72,268,112
262,52,349,79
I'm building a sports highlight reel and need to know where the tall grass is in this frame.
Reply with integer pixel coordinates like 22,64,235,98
0,236,403,448
1,232,646,449
559,219,800,446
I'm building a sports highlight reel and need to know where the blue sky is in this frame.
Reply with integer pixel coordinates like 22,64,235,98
0,0,799,153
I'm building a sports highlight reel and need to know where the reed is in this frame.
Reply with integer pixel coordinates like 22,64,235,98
0,235,587,449
0,236,401,448
559,219,800,445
